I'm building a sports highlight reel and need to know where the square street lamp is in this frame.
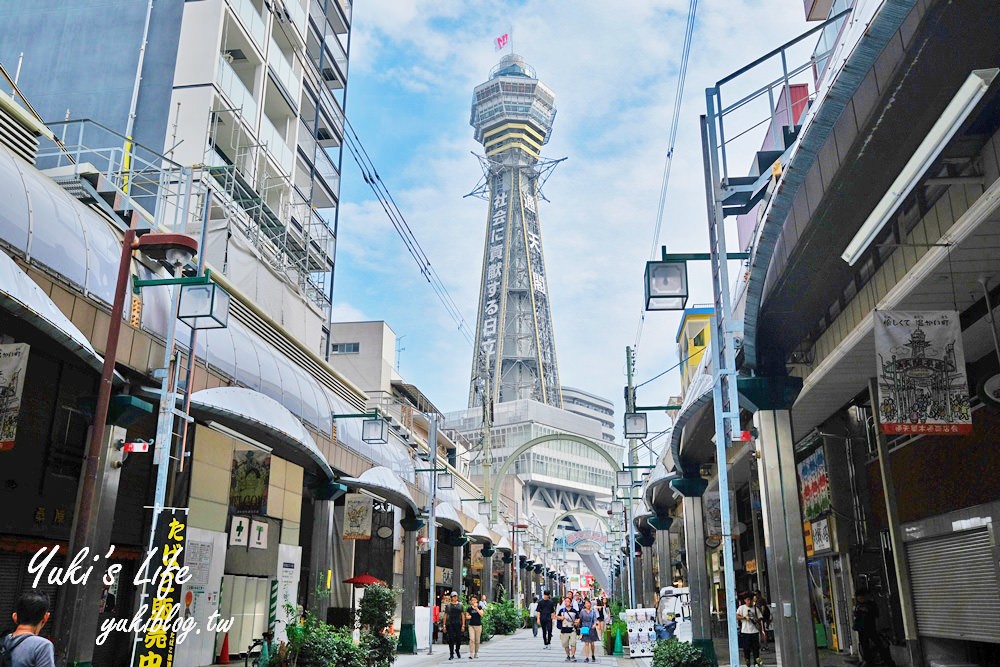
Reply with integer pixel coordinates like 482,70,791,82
478,501,491,516
611,500,625,515
178,281,230,329
644,259,689,311
437,472,454,490
616,470,634,489
624,412,648,439
362,417,388,445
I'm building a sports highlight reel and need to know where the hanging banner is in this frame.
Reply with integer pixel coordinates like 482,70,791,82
134,508,187,667
874,311,972,435
342,493,373,540
0,343,29,451
797,447,831,521
229,450,271,515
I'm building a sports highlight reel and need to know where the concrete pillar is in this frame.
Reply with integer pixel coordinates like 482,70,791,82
755,409,818,667
54,424,125,666
641,544,655,607
681,494,712,645
503,556,512,600
399,515,424,654
453,543,464,600
482,548,494,602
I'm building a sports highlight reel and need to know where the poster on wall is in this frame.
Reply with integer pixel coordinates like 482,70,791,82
229,450,271,514
0,343,29,451
342,493,373,540
874,310,972,435
797,448,831,521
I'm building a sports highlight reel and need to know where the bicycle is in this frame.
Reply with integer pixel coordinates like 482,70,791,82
244,630,274,667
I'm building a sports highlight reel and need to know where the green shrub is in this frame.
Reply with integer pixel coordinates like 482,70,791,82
358,584,397,633
486,593,522,635
480,605,495,642
652,639,711,667
279,615,364,667
361,630,398,667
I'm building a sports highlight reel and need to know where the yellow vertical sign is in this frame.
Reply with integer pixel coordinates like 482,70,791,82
803,521,814,558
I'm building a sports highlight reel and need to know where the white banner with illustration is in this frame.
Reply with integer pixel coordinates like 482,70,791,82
0,343,29,451
342,493,373,540
874,311,971,435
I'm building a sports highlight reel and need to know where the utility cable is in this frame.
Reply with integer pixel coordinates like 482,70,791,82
341,118,475,344
633,0,700,358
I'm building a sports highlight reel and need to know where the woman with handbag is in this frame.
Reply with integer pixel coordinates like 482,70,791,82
578,599,598,663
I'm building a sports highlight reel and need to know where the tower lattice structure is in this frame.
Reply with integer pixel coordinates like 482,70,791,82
468,54,563,409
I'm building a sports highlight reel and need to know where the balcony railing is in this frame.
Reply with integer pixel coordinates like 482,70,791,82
284,0,308,38
260,114,294,173
268,39,302,104
217,56,258,125
227,0,267,52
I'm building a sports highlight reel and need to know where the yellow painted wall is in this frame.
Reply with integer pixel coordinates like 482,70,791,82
189,426,303,545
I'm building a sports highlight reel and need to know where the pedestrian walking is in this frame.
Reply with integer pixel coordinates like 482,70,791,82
466,596,483,659
594,596,606,641
1,591,55,667
736,592,762,667
578,598,598,663
442,593,465,660
536,590,556,648
557,595,579,662
529,595,539,637
753,592,772,651
853,588,896,667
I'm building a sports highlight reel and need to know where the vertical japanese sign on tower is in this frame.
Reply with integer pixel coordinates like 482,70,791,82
874,310,971,435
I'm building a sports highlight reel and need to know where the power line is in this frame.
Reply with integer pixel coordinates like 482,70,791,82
341,117,475,345
633,0,700,358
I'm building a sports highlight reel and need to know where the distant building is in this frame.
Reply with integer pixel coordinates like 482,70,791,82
676,307,713,396
561,386,616,443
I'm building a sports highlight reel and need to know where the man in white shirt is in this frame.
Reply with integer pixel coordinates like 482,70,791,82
735,592,761,667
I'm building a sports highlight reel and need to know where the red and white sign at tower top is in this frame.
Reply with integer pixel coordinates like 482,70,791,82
494,33,509,51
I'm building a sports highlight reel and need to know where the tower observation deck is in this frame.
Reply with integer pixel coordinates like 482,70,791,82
468,54,563,409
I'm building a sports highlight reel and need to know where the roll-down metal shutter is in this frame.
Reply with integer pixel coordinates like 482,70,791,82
906,527,1000,643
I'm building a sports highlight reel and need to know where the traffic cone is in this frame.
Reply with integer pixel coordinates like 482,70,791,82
216,631,230,664
613,626,624,657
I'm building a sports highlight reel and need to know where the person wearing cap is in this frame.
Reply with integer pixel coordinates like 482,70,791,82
442,593,465,660
735,592,761,667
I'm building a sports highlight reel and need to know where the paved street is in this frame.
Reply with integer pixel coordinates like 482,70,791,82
396,630,628,667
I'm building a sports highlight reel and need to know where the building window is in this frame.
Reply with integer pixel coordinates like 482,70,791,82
332,342,360,354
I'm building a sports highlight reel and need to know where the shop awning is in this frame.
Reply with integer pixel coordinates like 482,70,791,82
0,249,109,376
495,534,512,552
643,462,679,510
468,522,492,544
340,466,418,514
434,502,464,532
189,386,334,484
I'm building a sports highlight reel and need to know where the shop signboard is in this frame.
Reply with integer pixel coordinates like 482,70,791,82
342,493,373,540
797,448,831,521
0,343,29,451
812,517,833,554
229,516,249,546
249,520,268,549
134,508,187,667
874,310,972,435
229,450,271,514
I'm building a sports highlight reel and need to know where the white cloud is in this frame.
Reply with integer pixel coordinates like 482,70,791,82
336,0,814,429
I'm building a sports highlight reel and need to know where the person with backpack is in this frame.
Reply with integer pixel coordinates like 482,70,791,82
753,591,772,651
557,595,579,662
1,591,55,667
442,593,465,660
528,596,539,637
736,592,761,667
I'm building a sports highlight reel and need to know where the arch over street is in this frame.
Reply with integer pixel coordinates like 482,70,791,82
544,508,610,548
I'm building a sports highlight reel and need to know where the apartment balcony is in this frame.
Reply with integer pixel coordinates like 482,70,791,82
260,114,294,174
217,56,259,126
284,0,308,39
310,0,349,36
268,38,302,109
227,0,267,53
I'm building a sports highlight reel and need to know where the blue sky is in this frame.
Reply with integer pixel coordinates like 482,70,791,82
332,0,814,438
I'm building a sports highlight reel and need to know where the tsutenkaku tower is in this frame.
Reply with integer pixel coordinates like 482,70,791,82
468,54,562,409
